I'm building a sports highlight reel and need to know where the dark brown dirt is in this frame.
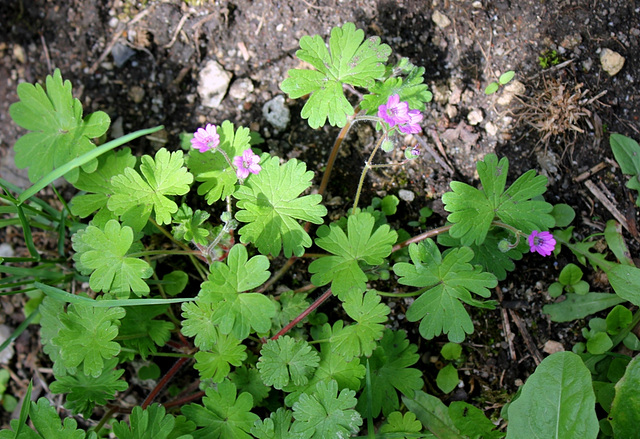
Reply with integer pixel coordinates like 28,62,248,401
1,0,639,430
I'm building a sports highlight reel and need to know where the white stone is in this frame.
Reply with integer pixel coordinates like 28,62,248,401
0,243,14,258
485,121,498,136
197,60,232,108
432,10,451,29
229,78,254,100
398,189,415,202
600,48,625,76
467,109,483,126
0,325,14,365
497,80,525,106
262,95,290,132
543,340,565,354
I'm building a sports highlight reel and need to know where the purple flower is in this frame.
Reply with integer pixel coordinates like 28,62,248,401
233,149,262,179
191,124,220,152
398,109,423,134
378,94,411,127
528,230,556,256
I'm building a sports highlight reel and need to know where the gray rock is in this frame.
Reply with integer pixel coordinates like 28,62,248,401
432,10,451,29
398,189,415,202
197,60,232,108
229,78,254,101
262,95,290,132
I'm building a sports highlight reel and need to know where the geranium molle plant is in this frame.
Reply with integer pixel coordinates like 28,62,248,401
4,21,628,439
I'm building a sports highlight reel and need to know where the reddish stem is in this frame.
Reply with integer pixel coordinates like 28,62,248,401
271,288,333,340
141,356,190,409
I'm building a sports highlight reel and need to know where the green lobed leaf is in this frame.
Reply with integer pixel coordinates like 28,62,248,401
112,404,195,439
71,219,153,297
331,290,390,360
9,68,110,183
118,305,174,360
280,22,391,128
0,397,86,439
49,358,128,418
257,336,320,390
194,329,247,383
609,354,640,437
360,64,433,114
291,380,363,437
188,121,252,204
309,212,397,300
108,148,193,227
172,204,210,246
182,380,258,439
284,323,365,407
70,148,137,218
394,240,497,342
505,352,598,439
234,155,327,257
378,411,424,438
251,408,295,439
356,329,423,417
53,302,125,377
229,366,270,406
198,244,275,339
442,154,554,246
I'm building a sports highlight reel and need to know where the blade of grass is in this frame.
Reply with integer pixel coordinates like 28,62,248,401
18,125,164,205
0,186,40,260
0,178,60,218
35,282,196,307
0,309,39,354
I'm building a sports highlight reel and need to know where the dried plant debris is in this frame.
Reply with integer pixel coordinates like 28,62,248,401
514,75,606,156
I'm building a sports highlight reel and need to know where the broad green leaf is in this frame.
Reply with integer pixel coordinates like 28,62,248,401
402,391,461,439
610,133,640,206
291,380,362,437
71,220,152,297
309,212,397,300
609,354,640,437
543,292,626,322
449,401,505,439
199,244,274,339
284,323,365,407
280,22,391,128
606,305,632,335
505,351,598,439
331,290,390,360
69,148,136,218
551,203,576,228
441,343,462,360
604,220,634,266
188,121,251,204
182,380,258,439
379,411,424,438
108,148,193,226
49,358,128,418
163,270,189,296
112,404,195,439
499,70,515,85
257,336,319,389
559,263,583,285
251,408,296,439
607,264,640,306
356,329,423,417
234,156,327,257
9,68,110,183
194,330,247,383
53,303,125,377
436,364,458,393
394,240,497,342
442,154,554,246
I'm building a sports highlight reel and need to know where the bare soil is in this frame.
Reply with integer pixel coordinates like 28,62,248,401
1,0,639,429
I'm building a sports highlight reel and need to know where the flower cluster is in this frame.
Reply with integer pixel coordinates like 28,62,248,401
191,123,220,152
377,94,423,134
528,230,556,256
